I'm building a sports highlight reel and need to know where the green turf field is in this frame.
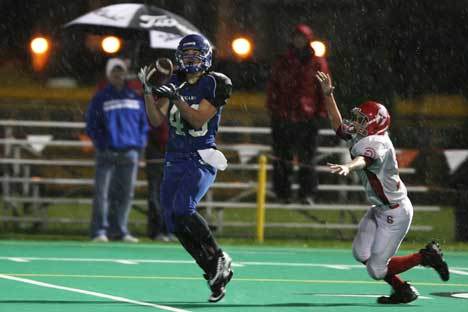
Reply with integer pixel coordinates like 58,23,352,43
1,240,467,312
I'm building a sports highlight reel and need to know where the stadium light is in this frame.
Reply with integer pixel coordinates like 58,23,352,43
30,36,51,72
311,40,326,57
232,37,252,58
30,37,49,55
101,36,121,54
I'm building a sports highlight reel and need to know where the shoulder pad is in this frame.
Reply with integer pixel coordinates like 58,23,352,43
352,137,388,161
206,71,232,107
208,71,232,87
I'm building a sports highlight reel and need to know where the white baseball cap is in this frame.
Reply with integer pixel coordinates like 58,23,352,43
105,58,127,79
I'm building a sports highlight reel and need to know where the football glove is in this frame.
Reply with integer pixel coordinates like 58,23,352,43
154,83,182,101
138,65,156,95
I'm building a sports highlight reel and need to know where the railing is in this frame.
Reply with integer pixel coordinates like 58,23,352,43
0,120,438,236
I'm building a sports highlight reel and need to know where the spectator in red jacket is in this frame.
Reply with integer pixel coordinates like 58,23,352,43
266,24,331,204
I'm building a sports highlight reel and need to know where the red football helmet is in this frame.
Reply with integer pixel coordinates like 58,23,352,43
349,101,391,136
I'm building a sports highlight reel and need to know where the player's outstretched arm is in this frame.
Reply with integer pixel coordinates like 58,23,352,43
316,71,343,131
327,156,367,176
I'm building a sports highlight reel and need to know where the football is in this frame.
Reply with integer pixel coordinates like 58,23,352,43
147,58,173,87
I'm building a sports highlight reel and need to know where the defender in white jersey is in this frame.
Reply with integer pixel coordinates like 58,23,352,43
316,71,449,304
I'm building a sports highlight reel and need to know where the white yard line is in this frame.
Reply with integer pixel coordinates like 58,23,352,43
2,256,468,275
7,257,31,262
311,293,433,299
448,269,468,276
0,256,358,268
1,257,194,264
0,274,190,312
4,273,468,287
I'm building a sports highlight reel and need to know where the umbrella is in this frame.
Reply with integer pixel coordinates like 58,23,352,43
65,3,203,50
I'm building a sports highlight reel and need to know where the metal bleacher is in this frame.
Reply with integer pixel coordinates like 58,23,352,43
0,120,439,234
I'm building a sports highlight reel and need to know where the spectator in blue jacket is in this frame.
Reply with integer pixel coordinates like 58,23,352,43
86,58,149,243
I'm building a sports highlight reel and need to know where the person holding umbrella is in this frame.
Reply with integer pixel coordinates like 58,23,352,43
138,34,233,303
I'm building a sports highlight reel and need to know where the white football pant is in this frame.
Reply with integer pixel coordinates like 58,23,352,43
352,197,414,279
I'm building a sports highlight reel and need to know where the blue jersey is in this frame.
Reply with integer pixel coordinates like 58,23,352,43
165,72,232,153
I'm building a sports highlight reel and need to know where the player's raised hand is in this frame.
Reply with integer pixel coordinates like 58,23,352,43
138,65,155,95
327,162,350,176
316,71,334,96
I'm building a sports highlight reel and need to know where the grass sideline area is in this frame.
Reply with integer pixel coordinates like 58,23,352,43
1,203,464,250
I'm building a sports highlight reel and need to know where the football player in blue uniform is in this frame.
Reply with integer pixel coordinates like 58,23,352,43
138,34,233,302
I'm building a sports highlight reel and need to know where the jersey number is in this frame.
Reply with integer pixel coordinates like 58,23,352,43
169,104,208,137
386,216,394,224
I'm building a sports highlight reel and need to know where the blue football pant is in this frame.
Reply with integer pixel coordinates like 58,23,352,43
160,152,216,233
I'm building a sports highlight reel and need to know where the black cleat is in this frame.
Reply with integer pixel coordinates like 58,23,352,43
419,240,450,281
207,251,234,303
207,270,233,303
207,281,225,303
377,282,419,304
